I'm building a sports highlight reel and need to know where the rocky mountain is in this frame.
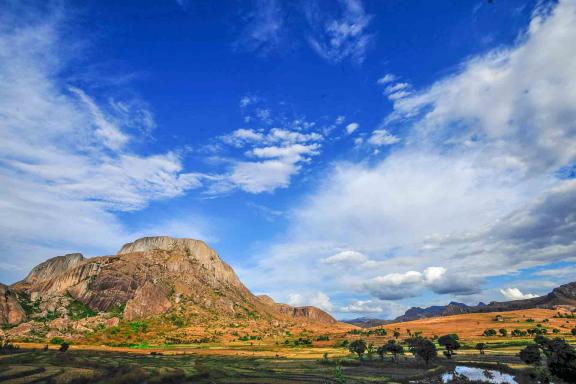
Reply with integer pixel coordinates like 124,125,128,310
375,282,576,325
342,317,391,328
1,237,341,343
257,295,337,324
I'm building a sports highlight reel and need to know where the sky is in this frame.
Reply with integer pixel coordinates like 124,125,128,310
1,0,575,320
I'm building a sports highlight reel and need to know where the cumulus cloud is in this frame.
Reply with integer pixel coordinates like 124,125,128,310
345,122,359,135
500,288,538,301
287,291,334,312
339,299,407,318
322,250,367,265
368,129,400,146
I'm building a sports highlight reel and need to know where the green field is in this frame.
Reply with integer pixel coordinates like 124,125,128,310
0,343,536,384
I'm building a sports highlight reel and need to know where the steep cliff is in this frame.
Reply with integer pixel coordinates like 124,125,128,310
257,295,338,324
2,237,339,331
0,284,26,325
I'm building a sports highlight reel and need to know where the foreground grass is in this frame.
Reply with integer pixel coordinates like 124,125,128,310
1,342,534,384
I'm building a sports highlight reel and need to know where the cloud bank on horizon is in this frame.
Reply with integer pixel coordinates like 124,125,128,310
0,0,575,319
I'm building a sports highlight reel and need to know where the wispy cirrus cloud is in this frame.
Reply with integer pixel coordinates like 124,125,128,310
0,2,208,281
304,0,373,64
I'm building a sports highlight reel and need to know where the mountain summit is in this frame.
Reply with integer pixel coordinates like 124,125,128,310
1,237,340,343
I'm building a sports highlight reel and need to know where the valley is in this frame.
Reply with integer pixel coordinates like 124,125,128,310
2,237,576,383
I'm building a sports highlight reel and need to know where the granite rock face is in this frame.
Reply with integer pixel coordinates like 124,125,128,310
257,295,337,324
0,284,26,325
2,237,340,328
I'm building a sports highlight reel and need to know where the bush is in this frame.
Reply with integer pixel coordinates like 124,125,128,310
499,328,508,337
59,342,70,352
50,337,65,345
483,328,497,337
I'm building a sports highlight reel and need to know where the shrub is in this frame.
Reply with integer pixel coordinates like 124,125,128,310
50,337,65,345
483,328,497,337
59,342,70,352
499,328,508,337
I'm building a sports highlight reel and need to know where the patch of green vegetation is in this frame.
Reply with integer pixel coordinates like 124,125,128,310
129,320,149,333
50,337,65,345
108,303,125,318
66,294,97,320
15,291,40,316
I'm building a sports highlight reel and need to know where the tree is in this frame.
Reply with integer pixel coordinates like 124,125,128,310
483,328,497,336
535,336,576,382
520,344,541,365
348,339,367,360
386,341,404,362
407,337,437,366
59,342,69,352
393,330,400,339
366,343,376,361
438,334,461,359
475,343,486,355
572,327,576,336
499,328,508,337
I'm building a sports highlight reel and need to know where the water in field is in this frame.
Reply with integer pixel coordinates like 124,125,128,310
441,365,517,383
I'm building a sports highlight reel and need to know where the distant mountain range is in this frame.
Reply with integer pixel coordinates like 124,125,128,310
344,282,576,328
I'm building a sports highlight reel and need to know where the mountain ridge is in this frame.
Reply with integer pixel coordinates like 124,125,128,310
1,236,342,344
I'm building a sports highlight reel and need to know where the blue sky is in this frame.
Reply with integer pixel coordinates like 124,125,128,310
1,0,575,319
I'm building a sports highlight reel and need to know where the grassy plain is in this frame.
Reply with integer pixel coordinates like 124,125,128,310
2,308,574,383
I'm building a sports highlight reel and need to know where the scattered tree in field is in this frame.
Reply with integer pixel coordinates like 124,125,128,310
520,344,541,365
499,328,508,337
348,339,367,360
374,328,387,336
483,328,497,337
387,341,404,362
407,337,437,366
366,343,376,360
552,328,560,334
535,336,576,382
393,330,401,339
572,327,576,336
475,343,486,355
378,340,404,362
59,342,69,352
438,334,461,359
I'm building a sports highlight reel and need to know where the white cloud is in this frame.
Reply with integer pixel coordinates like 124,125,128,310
0,3,208,282
287,291,334,312
368,129,400,146
305,0,373,64
500,288,538,301
339,299,407,318
322,250,367,265
241,1,576,308
215,107,325,194
235,0,284,55
377,74,396,84
345,122,359,135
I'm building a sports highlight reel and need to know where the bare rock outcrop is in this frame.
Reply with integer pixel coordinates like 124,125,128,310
0,284,26,325
124,282,172,320
22,253,86,285
257,295,337,324
5,236,341,329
